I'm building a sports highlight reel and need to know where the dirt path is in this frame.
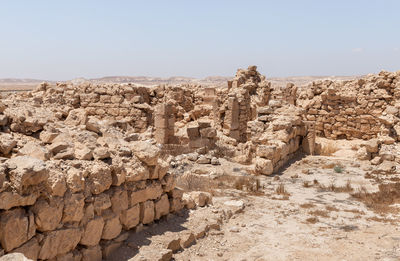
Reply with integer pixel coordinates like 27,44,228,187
174,156,400,261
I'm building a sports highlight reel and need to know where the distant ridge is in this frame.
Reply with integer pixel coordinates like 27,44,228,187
0,74,361,92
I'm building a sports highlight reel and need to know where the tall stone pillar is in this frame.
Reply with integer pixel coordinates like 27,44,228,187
302,121,316,155
154,104,175,144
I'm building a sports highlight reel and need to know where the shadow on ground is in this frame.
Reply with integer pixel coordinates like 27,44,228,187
106,209,190,261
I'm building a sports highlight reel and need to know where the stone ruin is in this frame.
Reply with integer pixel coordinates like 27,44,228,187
0,66,400,260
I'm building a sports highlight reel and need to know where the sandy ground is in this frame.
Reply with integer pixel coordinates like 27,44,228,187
173,155,400,261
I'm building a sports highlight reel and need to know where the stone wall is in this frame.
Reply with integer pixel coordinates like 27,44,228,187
0,144,183,260
219,66,271,142
297,71,400,140
0,91,185,260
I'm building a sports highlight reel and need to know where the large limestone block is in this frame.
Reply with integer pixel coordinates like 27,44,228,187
0,134,17,156
101,212,122,240
48,141,70,155
66,168,85,193
62,193,85,223
125,158,150,182
186,124,200,139
151,159,169,180
110,188,128,215
255,157,273,175
363,138,379,153
0,209,35,252
7,156,48,193
120,204,140,229
0,192,38,210
87,164,112,194
80,216,104,246
93,194,112,215
140,200,155,224
46,169,67,197
169,198,184,213
129,182,163,206
187,191,212,207
30,197,63,232
130,141,160,166
154,194,170,220
256,145,276,159
38,228,82,260
74,144,93,160
17,142,50,161
65,109,88,126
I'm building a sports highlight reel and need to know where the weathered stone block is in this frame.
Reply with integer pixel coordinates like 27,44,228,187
120,204,140,229
38,228,82,260
140,200,155,224
154,194,170,220
0,209,35,252
30,197,63,232
80,216,104,246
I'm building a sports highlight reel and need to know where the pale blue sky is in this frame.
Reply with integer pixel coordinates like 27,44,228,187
0,0,399,80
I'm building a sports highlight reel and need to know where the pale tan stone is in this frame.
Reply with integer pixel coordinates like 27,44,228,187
155,194,170,220
140,200,155,224
120,204,140,229
80,216,104,246
31,197,63,232
62,193,85,223
0,209,35,252
38,228,82,260
101,212,122,240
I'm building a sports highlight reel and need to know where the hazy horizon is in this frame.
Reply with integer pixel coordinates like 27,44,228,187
0,0,399,81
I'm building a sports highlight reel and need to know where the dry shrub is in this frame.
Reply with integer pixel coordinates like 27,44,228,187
300,203,315,209
322,163,336,169
321,143,339,156
306,217,319,224
313,179,319,185
352,182,400,214
303,181,311,188
367,216,396,224
318,180,353,193
177,173,215,192
343,208,365,215
234,176,261,192
177,173,263,195
309,210,329,218
276,183,289,196
325,205,339,212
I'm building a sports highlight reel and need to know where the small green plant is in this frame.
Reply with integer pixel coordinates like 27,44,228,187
333,165,343,173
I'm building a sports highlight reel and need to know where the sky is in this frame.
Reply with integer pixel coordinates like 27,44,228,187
0,0,399,80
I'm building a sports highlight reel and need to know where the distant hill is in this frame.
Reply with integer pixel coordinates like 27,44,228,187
0,74,361,92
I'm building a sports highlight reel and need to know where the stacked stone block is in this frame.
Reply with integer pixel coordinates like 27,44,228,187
154,104,175,144
187,119,217,150
0,143,183,260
